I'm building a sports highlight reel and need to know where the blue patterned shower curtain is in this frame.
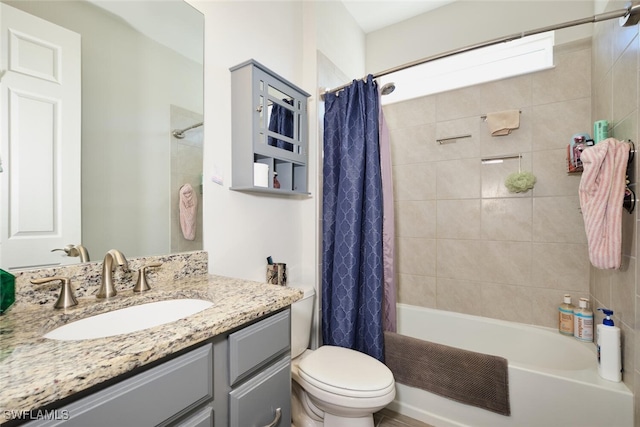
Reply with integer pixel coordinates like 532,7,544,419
322,76,384,361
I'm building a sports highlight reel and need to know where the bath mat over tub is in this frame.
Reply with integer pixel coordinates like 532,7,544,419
384,331,510,416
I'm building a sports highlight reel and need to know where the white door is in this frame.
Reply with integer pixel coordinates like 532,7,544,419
0,4,81,270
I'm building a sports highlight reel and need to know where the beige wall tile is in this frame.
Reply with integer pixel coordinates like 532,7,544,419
436,85,484,122
613,35,639,124
531,242,590,291
480,283,532,323
389,123,436,166
532,196,586,243
481,198,532,241
436,158,481,199
592,266,613,307
531,148,582,197
593,68,613,123
478,240,532,286
393,163,436,201
533,47,591,105
396,200,436,238
612,256,637,329
620,321,635,392
532,97,592,151
436,277,483,316
383,94,436,130
398,273,437,307
479,74,532,114
437,239,484,282
592,19,614,87
613,13,639,65
397,237,436,276
437,200,481,239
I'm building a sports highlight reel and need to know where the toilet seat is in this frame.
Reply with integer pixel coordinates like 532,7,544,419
297,346,395,399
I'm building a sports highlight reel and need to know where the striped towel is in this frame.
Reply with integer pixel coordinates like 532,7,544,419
578,138,629,269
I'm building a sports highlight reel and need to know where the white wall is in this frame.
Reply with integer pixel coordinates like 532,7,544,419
366,1,595,74
191,1,316,283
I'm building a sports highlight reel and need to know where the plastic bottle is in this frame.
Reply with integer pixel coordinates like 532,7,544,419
574,298,593,342
558,294,574,336
596,308,622,382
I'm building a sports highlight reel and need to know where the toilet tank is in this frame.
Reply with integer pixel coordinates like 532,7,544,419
291,285,315,358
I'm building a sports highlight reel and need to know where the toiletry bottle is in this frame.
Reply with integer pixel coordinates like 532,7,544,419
0,269,15,314
574,298,593,342
596,308,622,382
558,294,574,336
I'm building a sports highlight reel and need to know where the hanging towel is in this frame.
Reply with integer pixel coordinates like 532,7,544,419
485,110,520,136
179,183,197,241
579,138,629,269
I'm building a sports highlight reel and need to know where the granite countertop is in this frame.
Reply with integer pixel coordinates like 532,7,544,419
0,274,303,422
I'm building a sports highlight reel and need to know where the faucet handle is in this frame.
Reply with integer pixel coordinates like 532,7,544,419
30,276,78,310
133,262,162,293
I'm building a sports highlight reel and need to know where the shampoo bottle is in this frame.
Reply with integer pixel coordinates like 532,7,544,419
574,298,593,342
558,294,574,335
596,308,622,382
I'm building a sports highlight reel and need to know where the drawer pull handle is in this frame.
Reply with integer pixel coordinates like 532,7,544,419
262,408,281,427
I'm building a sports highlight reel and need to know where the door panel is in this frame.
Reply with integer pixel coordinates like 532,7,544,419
0,4,81,269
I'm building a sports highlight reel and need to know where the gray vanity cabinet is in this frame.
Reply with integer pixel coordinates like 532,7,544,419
230,59,310,195
21,309,292,427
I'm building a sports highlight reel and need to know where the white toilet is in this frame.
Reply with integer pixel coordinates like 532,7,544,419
290,285,395,427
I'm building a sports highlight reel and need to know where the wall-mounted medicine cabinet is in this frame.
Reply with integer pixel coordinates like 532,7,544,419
230,59,311,196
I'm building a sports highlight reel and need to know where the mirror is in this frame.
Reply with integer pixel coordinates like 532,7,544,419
0,0,204,269
259,80,305,155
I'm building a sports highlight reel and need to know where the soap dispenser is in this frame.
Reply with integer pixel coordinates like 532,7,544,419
596,308,622,382
558,294,574,336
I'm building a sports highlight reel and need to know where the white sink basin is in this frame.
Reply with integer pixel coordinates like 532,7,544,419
44,299,213,341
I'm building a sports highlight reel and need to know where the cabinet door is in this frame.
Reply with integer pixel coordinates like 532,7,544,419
229,356,291,427
173,405,213,427
228,309,290,386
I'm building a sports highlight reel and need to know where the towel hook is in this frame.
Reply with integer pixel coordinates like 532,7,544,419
624,187,636,214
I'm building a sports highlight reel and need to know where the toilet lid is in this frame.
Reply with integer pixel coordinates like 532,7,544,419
297,346,394,398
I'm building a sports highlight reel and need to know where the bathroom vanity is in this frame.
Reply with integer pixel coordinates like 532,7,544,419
0,265,302,427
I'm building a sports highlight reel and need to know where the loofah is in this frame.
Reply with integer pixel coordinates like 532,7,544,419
505,171,536,193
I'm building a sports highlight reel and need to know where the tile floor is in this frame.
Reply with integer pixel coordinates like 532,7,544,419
373,408,435,427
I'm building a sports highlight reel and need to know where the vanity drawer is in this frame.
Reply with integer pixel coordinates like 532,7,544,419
24,343,212,427
229,355,291,427
228,309,290,386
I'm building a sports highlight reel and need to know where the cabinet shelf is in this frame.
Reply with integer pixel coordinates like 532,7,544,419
230,186,310,196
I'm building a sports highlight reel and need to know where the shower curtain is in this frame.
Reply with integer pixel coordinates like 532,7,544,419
268,99,294,151
322,76,390,361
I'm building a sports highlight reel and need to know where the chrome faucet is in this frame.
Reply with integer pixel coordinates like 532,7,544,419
97,249,128,299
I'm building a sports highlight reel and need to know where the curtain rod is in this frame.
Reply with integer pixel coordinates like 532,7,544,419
321,2,640,97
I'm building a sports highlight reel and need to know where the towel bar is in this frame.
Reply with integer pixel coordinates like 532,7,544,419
480,110,521,121
437,134,472,144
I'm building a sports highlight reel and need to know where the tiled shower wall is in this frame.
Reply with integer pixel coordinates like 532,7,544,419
590,3,639,416
383,39,592,329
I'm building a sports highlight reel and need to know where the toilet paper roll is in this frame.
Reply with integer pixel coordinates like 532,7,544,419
253,163,269,187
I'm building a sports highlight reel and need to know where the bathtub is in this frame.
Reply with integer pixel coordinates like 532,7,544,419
387,304,633,427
